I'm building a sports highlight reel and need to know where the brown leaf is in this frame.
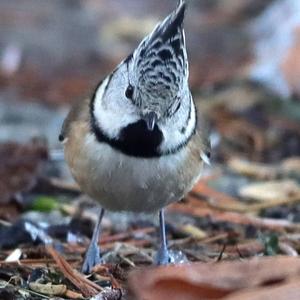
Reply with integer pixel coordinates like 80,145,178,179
65,289,84,299
0,141,47,206
128,257,300,300
224,279,300,300
0,202,20,221
191,178,300,213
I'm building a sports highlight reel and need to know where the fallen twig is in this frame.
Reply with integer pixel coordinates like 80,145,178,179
169,201,300,231
46,245,102,297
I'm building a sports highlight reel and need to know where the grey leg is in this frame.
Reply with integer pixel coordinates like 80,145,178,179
155,209,170,265
81,208,105,274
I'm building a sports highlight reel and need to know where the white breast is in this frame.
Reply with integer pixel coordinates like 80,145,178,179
80,133,196,212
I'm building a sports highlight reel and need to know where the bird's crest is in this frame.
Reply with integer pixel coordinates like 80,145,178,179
132,1,188,115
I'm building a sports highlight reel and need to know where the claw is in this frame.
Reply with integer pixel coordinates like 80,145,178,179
155,246,170,265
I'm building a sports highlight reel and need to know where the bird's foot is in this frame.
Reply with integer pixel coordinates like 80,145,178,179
81,242,102,274
155,246,171,265
155,248,188,265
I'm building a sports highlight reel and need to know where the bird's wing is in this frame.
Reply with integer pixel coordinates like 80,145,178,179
59,97,90,143
195,102,211,165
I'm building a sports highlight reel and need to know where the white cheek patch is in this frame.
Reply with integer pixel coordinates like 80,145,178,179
93,75,138,139
94,76,109,113
159,96,196,153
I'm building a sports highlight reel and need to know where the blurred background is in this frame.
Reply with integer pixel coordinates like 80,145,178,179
1,0,300,156
0,0,300,272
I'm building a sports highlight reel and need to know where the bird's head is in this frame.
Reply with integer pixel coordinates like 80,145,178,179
127,1,188,129
92,1,190,141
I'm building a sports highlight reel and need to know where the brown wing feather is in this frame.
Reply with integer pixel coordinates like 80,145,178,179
59,98,90,142
194,101,211,159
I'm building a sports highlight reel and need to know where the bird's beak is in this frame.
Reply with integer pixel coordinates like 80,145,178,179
143,111,158,131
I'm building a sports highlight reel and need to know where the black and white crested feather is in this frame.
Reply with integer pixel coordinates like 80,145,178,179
131,1,188,116
86,0,198,159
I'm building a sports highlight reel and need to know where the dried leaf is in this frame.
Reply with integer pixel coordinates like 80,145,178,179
65,289,84,299
239,180,300,202
0,141,48,205
228,158,277,179
179,224,207,240
129,257,300,300
229,157,300,179
281,157,300,175
224,279,300,300
29,282,67,296
278,242,298,257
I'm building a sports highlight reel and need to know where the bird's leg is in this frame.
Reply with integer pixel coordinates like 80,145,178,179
155,209,170,265
81,208,105,274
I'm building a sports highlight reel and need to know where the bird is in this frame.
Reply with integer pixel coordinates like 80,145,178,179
59,0,210,274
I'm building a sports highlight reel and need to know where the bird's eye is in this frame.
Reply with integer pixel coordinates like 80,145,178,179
125,84,134,99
